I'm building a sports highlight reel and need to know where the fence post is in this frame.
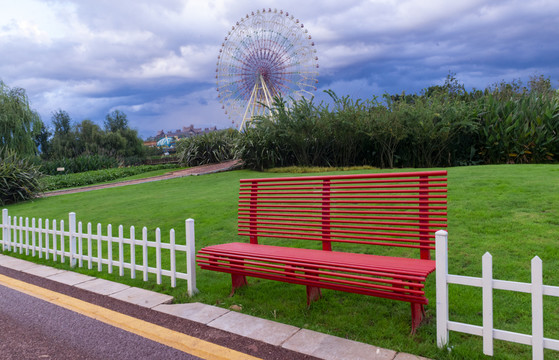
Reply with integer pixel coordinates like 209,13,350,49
19,216,23,254
25,217,29,255
97,223,102,272
130,226,136,279
69,212,77,267
482,252,493,356
38,218,42,258
31,218,36,257
2,209,9,251
185,218,198,296
107,224,113,274
155,228,162,285
170,229,176,288
142,227,148,282
532,256,544,360
436,230,449,348
118,225,124,277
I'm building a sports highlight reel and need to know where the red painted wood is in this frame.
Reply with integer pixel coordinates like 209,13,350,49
197,170,448,332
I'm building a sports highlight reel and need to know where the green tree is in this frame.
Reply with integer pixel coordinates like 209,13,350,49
104,109,129,132
34,123,51,159
0,80,43,156
75,119,103,154
49,109,77,158
102,110,144,158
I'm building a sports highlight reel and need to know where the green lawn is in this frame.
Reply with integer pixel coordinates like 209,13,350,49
2,164,559,359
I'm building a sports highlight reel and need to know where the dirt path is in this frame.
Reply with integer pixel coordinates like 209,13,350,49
43,159,243,197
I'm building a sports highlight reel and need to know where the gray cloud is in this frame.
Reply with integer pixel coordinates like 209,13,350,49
1,0,558,138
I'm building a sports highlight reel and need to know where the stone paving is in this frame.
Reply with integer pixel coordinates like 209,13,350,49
0,254,431,360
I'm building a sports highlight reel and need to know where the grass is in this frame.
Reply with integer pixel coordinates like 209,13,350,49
2,164,559,359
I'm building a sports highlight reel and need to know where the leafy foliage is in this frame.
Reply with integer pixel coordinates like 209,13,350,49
175,129,239,167
476,86,559,164
0,148,43,205
0,80,43,156
45,110,146,169
37,154,119,175
235,75,557,170
41,164,179,191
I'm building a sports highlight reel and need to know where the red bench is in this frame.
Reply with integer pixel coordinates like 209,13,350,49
197,170,447,333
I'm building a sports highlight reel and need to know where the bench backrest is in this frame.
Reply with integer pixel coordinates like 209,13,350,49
238,171,447,260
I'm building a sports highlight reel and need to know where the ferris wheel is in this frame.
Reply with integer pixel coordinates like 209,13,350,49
216,8,319,131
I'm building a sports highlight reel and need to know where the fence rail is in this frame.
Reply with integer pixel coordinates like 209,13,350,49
436,230,559,359
0,209,197,296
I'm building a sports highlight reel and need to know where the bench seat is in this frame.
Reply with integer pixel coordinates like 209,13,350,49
198,242,435,304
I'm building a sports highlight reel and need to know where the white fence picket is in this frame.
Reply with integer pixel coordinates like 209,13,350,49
0,209,198,296
130,225,136,279
435,230,559,359
185,218,197,297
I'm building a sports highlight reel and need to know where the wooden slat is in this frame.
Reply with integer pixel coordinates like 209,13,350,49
197,171,447,313
237,171,447,250
239,170,448,183
196,241,435,304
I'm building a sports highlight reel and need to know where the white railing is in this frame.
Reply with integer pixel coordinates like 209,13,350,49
0,209,198,296
436,230,559,359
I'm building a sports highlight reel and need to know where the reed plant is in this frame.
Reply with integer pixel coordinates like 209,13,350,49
236,80,558,170
477,91,559,164
175,129,239,167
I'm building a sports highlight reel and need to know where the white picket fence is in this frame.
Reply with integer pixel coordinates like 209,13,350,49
436,230,559,359
0,209,198,296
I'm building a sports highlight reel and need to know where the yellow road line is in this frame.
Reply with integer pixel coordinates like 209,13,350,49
0,274,261,360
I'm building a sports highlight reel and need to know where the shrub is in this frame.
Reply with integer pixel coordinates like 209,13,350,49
476,91,559,164
235,119,289,170
41,164,178,191
175,130,239,167
39,154,119,175
237,80,557,170
0,149,43,205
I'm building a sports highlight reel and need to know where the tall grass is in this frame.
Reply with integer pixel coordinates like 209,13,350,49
167,77,559,171
237,89,483,169
236,82,558,170
477,91,559,164
175,129,239,167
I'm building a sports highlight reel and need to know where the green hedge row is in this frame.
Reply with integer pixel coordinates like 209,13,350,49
35,154,148,175
41,164,178,191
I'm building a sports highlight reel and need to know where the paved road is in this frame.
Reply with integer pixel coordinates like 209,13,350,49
0,265,316,360
0,284,201,360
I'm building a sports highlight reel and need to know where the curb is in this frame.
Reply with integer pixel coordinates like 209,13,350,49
0,254,429,360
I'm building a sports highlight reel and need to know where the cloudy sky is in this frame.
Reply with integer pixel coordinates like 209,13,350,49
1,0,558,139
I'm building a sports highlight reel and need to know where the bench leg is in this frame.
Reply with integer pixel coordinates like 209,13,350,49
306,286,322,305
394,279,426,334
230,274,247,296
410,302,425,335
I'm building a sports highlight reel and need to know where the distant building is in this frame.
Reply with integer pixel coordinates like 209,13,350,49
144,124,219,146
